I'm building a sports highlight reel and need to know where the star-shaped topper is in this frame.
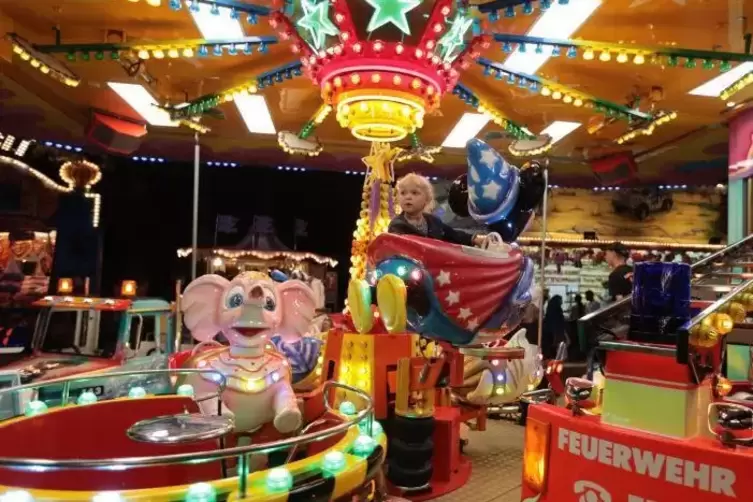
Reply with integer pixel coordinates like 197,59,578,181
297,0,339,50
363,142,403,182
364,0,422,36
438,12,474,62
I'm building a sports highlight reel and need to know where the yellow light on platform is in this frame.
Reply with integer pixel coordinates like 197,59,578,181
599,51,611,62
552,91,562,100
167,48,180,58
616,52,628,63
152,49,165,59
121,280,137,297
540,87,551,97
137,49,150,59
182,47,194,57
573,98,583,107
633,54,645,65
563,95,573,104
583,49,595,60
146,0,161,6
57,278,74,294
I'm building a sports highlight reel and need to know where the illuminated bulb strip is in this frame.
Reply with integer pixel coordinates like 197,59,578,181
0,155,72,193
177,248,338,266
10,42,81,88
720,71,753,101
508,141,553,157
615,111,678,145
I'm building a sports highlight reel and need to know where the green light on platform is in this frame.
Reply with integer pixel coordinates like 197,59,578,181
322,451,346,474
185,482,216,502
358,418,383,438
177,384,195,397
128,386,147,398
352,434,377,456
338,401,357,415
24,400,48,417
77,391,98,405
266,467,293,492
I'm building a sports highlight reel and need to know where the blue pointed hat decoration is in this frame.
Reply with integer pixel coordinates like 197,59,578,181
465,138,520,224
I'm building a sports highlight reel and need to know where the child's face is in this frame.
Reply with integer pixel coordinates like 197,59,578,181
398,182,428,215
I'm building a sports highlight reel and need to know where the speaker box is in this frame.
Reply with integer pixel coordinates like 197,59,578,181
85,112,147,154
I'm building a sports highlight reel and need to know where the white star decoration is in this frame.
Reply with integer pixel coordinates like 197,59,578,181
446,291,460,305
482,180,502,199
467,318,479,330
458,307,472,320
480,149,498,170
436,270,451,286
469,166,480,183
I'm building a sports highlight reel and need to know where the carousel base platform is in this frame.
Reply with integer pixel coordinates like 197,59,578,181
433,419,523,502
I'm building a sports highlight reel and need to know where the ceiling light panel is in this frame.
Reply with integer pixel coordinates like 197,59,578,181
689,62,753,97
188,1,245,40
503,0,603,75
540,121,581,144
107,82,178,127
235,94,277,134
441,113,490,148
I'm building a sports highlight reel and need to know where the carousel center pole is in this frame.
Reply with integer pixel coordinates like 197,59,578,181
191,132,200,281
537,168,549,348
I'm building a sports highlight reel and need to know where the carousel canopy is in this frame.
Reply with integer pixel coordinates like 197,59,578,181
0,1,749,184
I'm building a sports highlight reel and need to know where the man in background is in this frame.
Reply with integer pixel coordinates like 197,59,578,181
605,242,633,302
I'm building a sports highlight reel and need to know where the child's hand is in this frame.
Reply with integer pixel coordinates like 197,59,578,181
472,235,486,247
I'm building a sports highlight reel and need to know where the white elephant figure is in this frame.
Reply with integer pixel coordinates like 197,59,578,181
458,329,544,405
180,272,316,434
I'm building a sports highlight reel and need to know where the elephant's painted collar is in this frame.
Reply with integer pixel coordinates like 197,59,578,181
197,350,291,395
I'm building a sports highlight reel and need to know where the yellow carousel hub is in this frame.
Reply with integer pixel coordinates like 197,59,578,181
335,91,426,143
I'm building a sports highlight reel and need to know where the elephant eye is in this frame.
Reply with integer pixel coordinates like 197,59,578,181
264,296,276,311
225,286,245,309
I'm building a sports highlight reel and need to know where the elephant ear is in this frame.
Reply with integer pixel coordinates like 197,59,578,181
181,274,230,342
277,279,317,343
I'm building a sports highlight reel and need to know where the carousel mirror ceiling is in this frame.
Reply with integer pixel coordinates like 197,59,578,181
0,0,749,184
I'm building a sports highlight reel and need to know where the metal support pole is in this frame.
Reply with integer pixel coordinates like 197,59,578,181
537,169,549,349
191,133,200,281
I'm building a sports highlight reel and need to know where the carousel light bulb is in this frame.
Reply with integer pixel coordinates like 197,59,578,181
616,52,628,63
415,48,423,58
352,435,377,456
339,400,357,415
152,49,165,59
266,467,293,492
137,49,150,59
350,73,360,84
583,49,595,60
77,391,98,405
30,59,40,68
373,41,383,52
563,95,573,104
599,51,611,62
39,65,50,74
0,490,35,502
353,43,362,53
334,77,343,88
167,48,180,58
12,44,23,55
552,91,562,100
633,54,645,65
540,87,551,96
182,47,195,57
128,386,147,398
573,98,583,107
495,387,505,395
185,483,216,502
371,73,381,83
24,400,48,417
177,384,195,397
322,451,346,474
395,44,404,54
19,51,30,61
92,493,123,502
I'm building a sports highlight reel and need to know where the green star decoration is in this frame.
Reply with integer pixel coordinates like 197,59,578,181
438,13,473,62
364,0,422,36
296,0,339,51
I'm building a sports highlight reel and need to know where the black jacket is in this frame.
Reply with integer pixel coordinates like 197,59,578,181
388,213,475,246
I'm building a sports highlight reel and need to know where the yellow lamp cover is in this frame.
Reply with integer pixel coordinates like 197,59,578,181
376,274,407,333
347,279,374,334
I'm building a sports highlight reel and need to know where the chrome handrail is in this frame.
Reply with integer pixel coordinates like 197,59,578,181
577,233,753,333
0,368,228,405
0,378,373,471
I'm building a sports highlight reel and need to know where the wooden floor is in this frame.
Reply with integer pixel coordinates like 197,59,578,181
435,419,524,502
